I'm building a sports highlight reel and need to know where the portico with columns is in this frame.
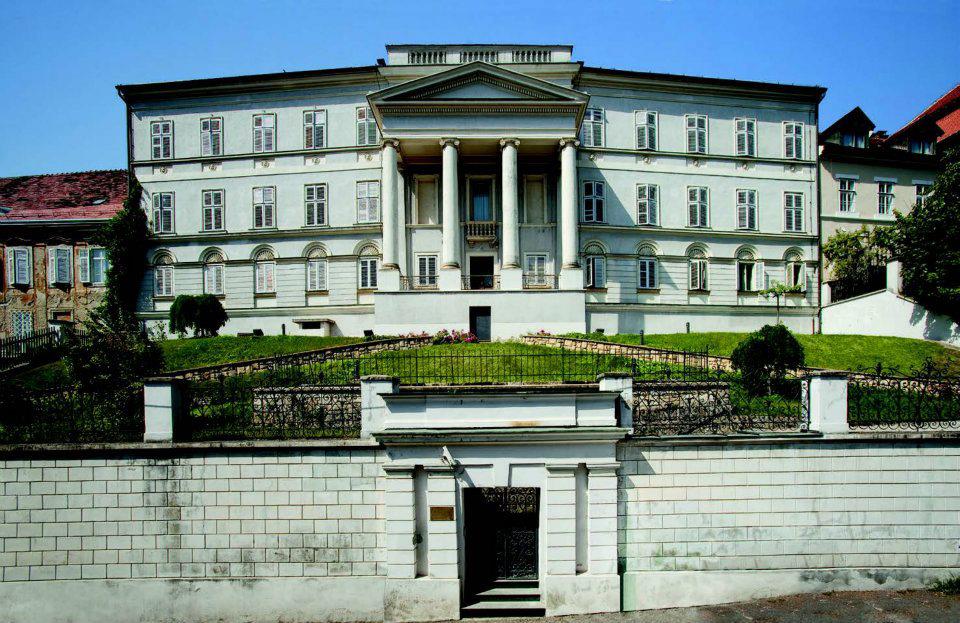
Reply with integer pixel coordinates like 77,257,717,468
368,62,591,337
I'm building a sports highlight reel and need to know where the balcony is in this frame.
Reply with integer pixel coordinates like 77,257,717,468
400,276,439,291
464,221,498,246
461,274,500,291
522,274,557,289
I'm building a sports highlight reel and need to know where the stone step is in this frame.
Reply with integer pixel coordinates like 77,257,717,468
472,585,541,600
460,600,546,618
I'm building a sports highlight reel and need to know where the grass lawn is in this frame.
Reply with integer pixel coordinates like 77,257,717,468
564,332,960,373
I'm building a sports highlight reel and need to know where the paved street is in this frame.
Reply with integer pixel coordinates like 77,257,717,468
472,591,960,623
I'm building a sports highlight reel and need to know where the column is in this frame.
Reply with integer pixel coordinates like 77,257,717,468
558,138,583,289
439,138,462,291
500,139,522,290
380,139,401,291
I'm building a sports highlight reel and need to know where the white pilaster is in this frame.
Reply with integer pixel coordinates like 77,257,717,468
805,371,849,434
559,138,582,290
380,139,401,291
143,379,177,442
425,467,459,579
384,465,417,579
545,465,577,576
586,463,619,575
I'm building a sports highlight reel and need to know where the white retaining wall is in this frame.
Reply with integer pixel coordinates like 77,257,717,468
821,289,960,347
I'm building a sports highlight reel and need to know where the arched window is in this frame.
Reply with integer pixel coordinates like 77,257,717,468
637,245,658,290
736,249,757,292
584,243,605,289
306,247,327,292
254,248,276,294
202,250,225,295
153,253,174,297
688,248,708,291
358,245,379,290
785,251,804,289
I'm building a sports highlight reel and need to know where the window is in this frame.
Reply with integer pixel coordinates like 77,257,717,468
635,111,658,150
200,117,222,157
253,187,276,229
841,132,866,148
688,248,708,291
6,247,32,286
151,120,173,159
737,249,757,292
305,184,328,226
306,247,327,292
416,254,438,288
784,192,804,232
152,192,174,234
735,118,756,157
785,252,804,289
784,122,804,159
80,248,109,285
523,175,547,224
415,177,439,224
582,109,604,147
839,178,856,212
582,181,605,223
358,247,379,289
254,249,276,294
916,184,932,208
637,246,658,290
878,182,894,215
524,253,547,287
11,310,33,338
356,181,381,223
202,190,224,231
469,178,493,221
47,246,72,285
585,255,605,289
636,184,659,226
356,107,378,146
153,254,174,297
687,187,709,227
909,138,934,155
736,189,758,230
253,114,276,153
685,114,707,154
203,251,225,295
304,110,327,149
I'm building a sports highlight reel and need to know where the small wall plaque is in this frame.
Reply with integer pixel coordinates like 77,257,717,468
430,506,455,521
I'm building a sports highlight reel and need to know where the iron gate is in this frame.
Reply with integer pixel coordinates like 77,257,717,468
464,487,540,588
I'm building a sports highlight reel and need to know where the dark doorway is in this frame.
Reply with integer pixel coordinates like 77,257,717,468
468,256,495,290
469,306,492,341
463,487,539,595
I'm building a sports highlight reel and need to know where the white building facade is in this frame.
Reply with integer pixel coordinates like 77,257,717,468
120,44,825,338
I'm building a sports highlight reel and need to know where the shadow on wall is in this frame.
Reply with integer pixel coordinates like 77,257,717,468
911,304,960,344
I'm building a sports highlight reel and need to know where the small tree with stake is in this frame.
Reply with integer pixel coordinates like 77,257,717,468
760,282,802,325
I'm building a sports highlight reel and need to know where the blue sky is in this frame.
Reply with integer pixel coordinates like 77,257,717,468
1,0,957,177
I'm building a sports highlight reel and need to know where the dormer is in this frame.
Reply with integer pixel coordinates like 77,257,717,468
820,107,875,149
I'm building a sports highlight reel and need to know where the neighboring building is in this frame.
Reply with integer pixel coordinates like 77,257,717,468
884,83,960,154
118,44,825,339
0,170,126,337
818,107,938,298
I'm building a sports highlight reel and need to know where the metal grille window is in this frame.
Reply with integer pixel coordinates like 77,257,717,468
152,192,174,233
417,254,438,287
306,248,327,292
253,114,276,153
356,181,380,223
839,179,856,212
581,109,604,147
687,186,709,227
878,182,894,215
736,189,758,230
685,114,708,154
637,246,658,289
688,249,708,291
305,184,327,226
6,247,32,286
203,251,225,295
784,192,804,232
254,249,276,294
151,120,173,159
200,117,222,156
916,184,932,208
735,118,756,157
582,181,605,223
47,246,72,285
784,122,804,159
202,190,224,231
253,187,276,229
636,184,658,225
356,107,378,146
635,110,657,150
303,110,327,149
11,310,33,337
154,254,174,297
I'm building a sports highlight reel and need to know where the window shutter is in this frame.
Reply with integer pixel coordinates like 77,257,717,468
6,250,14,286
201,119,211,156
594,257,605,288
637,185,648,224
155,266,165,296
47,249,57,284
748,191,757,229
592,111,603,147
307,260,317,291
686,117,697,152
736,119,746,155
688,188,698,225
737,190,748,228
646,112,657,149
699,188,708,226
79,249,90,283
689,260,699,290
304,112,315,149
747,119,756,156
357,119,366,145
648,185,658,225
636,112,647,149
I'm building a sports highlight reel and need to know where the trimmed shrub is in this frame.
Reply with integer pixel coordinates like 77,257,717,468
730,324,805,396
193,295,229,337
169,295,199,337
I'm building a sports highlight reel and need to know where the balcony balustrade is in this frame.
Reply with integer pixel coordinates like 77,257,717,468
400,276,439,291
464,220,498,245
522,274,557,289
461,274,500,291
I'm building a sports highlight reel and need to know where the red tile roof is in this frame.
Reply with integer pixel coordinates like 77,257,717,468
886,84,960,145
0,170,127,223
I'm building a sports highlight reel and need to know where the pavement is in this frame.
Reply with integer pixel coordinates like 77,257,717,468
473,590,960,623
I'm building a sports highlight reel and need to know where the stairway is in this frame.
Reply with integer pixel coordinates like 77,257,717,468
460,580,545,618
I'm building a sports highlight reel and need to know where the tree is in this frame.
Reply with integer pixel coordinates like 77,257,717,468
889,147,960,322
822,225,893,291
193,295,229,337
169,295,199,338
730,325,805,397
760,282,802,325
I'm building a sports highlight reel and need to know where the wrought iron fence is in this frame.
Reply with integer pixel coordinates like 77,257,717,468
847,362,960,430
0,381,144,444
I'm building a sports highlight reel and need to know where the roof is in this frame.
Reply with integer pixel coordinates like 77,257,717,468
886,83,960,145
0,170,127,223
819,142,938,169
819,106,875,140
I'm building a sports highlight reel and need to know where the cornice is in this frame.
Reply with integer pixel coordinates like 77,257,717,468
148,224,381,244
579,223,818,242
586,302,817,315
131,144,379,168
580,146,817,168
137,304,374,320
375,102,583,116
